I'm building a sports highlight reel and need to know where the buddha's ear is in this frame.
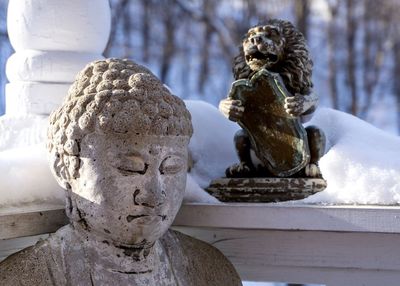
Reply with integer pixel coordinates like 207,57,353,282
64,189,83,223
48,151,71,190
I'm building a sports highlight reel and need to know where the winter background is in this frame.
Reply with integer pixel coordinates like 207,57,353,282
1,0,400,285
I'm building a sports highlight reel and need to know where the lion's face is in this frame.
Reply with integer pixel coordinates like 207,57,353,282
243,24,285,71
233,19,313,95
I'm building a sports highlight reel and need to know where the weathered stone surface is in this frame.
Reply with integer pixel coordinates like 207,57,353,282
206,177,327,202
0,59,242,286
0,226,241,286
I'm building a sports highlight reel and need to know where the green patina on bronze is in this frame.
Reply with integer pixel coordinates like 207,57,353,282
229,69,310,177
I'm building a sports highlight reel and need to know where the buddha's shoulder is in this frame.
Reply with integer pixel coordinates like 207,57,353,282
160,229,242,286
0,238,54,285
0,225,74,286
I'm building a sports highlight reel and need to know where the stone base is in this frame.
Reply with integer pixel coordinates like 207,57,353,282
206,177,327,203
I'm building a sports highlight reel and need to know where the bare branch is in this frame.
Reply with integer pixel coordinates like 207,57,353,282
172,0,236,61
345,0,358,115
327,0,340,110
104,0,129,57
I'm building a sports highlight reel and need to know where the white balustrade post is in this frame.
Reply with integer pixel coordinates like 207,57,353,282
5,0,111,116
0,1,111,205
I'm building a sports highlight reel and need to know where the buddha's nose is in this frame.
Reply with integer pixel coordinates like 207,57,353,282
133,175,166,208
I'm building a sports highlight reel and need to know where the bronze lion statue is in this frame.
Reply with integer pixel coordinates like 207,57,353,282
219,19,325,178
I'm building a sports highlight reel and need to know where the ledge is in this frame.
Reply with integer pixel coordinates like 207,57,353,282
1,203,400,240
175,203,400,234
0,203,67,240
174,204,400,283
3,203,400,283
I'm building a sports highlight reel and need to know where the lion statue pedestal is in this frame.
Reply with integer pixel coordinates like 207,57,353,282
207,177,327,203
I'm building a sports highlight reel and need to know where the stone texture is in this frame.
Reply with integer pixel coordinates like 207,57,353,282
47,59,193,187
0,226,241,286
206,177,327,202
0,59,241,286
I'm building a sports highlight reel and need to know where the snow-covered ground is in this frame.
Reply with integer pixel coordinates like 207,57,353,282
304,108,400,204
0,100,399,206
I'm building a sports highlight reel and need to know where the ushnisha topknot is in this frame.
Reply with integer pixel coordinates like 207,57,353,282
47,58,193,182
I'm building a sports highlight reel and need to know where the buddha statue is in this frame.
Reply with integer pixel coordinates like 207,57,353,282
0,59,242,286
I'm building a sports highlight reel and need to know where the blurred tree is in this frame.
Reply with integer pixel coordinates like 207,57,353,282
140,0,151,63
159,3,180,82
122,1,133,57
197,0,215,93
360,0,390,118
0,0,11,115
327,0,340,110
324,0,393,125
294,0,310,39
1,0,399,132
388,0,400,133
345,0,358,115
393,40,400,133
105,0,129,57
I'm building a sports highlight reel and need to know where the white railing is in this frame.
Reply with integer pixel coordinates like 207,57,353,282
1,203,400,286
175,204,400,286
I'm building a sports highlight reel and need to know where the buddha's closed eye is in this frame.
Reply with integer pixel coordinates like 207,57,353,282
114,154,184,176
116,155,148,175
159,156,184,175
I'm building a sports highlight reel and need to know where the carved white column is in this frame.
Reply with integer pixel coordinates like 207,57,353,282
0,0,111,151
5,0,111,116
0,1,111,205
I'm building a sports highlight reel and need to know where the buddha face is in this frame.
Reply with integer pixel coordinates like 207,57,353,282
69,133,189,246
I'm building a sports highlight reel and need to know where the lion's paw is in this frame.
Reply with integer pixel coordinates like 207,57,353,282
225,162,254,178
305,163,321,178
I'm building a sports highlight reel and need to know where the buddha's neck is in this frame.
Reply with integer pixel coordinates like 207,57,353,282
71,221,159,273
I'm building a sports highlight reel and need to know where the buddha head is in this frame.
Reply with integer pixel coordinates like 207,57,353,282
47,59,193,247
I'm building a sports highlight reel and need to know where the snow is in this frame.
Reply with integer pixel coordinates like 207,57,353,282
0,114,48,151
184,173,220,204
303,107,400,205
0,100,400,206
0,144,63,206
183,100,240,203
185,100,239,188
0,115,64,206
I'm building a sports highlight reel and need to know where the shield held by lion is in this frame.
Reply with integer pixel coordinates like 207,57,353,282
229,69,310,177
219,19,326,179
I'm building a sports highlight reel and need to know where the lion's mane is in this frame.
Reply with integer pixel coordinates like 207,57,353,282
233,19,313,96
